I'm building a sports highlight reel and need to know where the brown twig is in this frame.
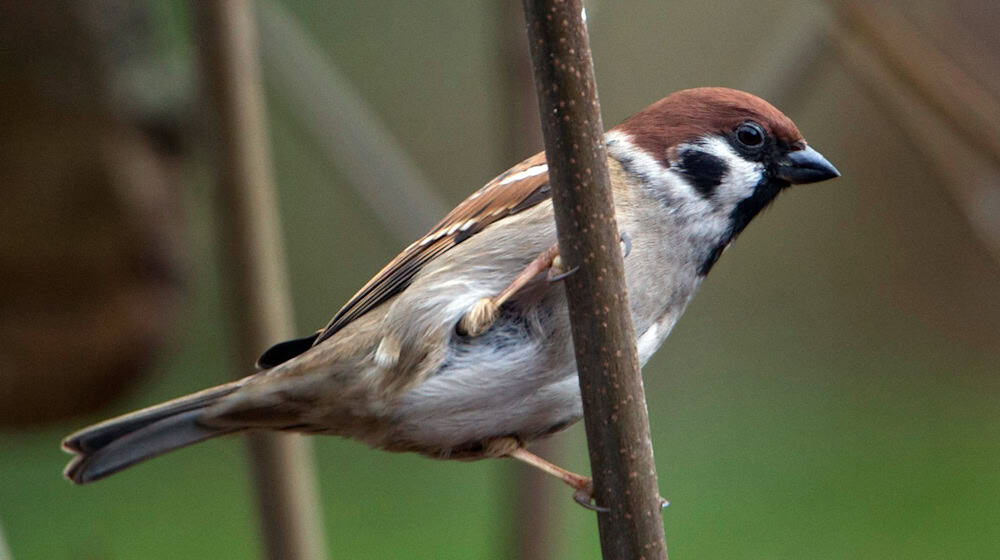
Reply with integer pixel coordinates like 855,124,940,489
521,1,668,558
193,2,328,559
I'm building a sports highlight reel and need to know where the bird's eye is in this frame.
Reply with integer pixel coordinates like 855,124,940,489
735,122,766,149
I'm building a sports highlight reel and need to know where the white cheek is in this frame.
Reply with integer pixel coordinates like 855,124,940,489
698,136,764,205
606,131,671,183
606,131,714,214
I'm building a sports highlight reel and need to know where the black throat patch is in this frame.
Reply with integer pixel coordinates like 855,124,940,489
729,177,785,239
678,149,728,198
697,176,788,276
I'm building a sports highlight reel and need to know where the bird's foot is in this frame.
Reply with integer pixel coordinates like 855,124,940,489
572,480,610,512
507,446,609,512
456,297,499,337
570,479,669,511
546,255,579,282
457,243,561,336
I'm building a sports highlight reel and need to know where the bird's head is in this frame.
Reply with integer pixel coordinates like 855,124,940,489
609,87,840,274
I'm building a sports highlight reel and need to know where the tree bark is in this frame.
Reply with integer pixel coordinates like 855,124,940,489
521,1,668,558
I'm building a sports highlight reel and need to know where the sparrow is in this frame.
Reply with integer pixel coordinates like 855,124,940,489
62,87,839,508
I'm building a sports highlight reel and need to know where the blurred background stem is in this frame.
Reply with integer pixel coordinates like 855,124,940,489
192,2,328,559
0,519,12,560
255,0,446,240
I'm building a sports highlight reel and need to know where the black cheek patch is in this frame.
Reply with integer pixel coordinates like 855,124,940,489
679,150,728,198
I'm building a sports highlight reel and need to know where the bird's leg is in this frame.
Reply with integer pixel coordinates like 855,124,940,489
457,232,627,336
508,445,670,511
508,446,609,512
457,243,563,337
548,231,628,284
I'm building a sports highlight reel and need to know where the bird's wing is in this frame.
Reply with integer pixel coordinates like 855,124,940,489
256,151,551,368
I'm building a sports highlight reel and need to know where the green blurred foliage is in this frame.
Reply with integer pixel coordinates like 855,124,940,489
2,1,999,559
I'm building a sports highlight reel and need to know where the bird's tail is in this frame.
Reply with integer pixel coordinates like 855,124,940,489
62,381,244,484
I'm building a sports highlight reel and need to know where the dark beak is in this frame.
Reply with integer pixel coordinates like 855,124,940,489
775,146,840,185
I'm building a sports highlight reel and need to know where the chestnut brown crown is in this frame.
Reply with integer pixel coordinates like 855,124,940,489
616,87,805,162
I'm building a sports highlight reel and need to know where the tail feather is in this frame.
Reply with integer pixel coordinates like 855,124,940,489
62,382,243,484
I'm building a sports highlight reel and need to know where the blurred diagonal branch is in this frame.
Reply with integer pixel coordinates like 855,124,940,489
830,3,1000,265
255,0,447,240
833,0,1000,168
193,2,328,559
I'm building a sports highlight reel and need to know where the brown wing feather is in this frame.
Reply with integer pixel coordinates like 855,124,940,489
312,151,551,346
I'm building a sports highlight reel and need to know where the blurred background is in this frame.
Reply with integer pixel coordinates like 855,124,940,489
2,0,999,558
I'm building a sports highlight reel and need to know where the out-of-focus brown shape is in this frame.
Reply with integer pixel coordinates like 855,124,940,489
0,1,186,426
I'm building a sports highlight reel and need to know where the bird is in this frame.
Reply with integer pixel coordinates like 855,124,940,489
62,87,839,508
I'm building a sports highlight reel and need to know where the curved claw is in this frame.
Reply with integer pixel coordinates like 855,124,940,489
548,265,579,283
619,231,632,258
571,488,668,512
573,483,610,513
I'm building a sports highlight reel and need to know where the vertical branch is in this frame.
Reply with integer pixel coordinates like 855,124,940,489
193,2,328,560
521,1,668,558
